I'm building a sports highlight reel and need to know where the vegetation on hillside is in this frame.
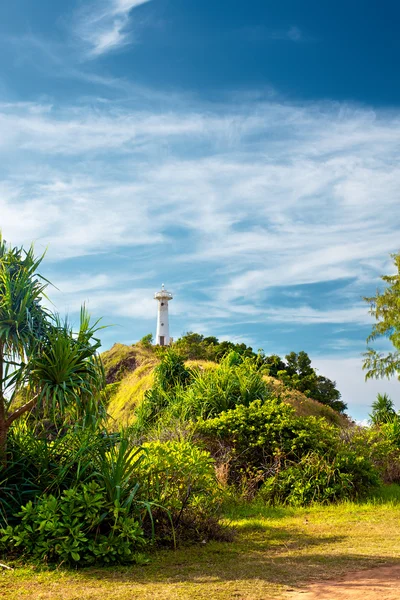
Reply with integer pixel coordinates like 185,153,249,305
1,239,400,572
172,333,346,413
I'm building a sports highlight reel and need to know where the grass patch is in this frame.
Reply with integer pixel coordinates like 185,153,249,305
2,488,400,600
263,375,350,427
107,362,156,426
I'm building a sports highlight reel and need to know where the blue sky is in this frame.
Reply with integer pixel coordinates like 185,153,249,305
1,0,400,420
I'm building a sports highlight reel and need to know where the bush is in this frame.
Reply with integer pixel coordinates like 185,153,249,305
134,440,224,540
260,451,379,506
197,400,380,504
185,355,271,418
197,399,339,482
0,423,106,526
135,352,273,435
0,481,145,565
342,425,400,484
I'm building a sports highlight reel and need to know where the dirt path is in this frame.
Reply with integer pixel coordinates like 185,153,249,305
286,564,400,600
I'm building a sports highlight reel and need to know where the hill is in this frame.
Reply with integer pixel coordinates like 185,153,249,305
101,343,350,428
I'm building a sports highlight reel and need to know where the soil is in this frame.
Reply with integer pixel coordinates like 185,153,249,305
286,564,400,600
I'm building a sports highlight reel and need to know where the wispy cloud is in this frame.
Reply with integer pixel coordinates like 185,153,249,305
1,94,400,336
271,25,304,42
244,25,307,43
74,0,152,58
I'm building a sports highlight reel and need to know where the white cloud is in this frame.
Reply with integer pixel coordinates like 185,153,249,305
74,0,152,58
1,95,400,332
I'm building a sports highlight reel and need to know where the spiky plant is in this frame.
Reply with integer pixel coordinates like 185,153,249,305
0,235,105,458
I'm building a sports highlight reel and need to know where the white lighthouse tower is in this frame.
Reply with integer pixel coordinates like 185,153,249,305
154,284,173,346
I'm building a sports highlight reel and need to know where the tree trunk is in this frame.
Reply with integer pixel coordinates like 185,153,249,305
0,342,7,462
0,419,6,465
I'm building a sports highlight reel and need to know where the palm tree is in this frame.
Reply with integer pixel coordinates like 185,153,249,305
369,393,397,426
0,236,105,458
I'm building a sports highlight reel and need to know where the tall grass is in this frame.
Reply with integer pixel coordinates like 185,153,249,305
0,421,143,528
133,351,273,436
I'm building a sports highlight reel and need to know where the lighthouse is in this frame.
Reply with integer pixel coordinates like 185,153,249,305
154,284,173,346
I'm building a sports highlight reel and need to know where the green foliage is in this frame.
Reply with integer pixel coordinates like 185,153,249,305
94,436,143,509
0,481,145,565
172,336,345,413
0,423,121,526
135,352,272,435
369,393,397,425
173,332,257,362
183,354,270,419
134,350,193,432
154,349,193,392
342,424,400,484
260,451,379,506
276,351,346,413
137,440,219,511
140,333,154,347
0,235,106,455
363,251,400,380
0,235,49,365
134,440,223,539
198,400,380,504
197,399,339,480
26,310,106,427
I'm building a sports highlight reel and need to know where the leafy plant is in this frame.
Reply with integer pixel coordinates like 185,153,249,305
369,393,397,425
260,451,379,506
0,234,106,458
134,440,223,539
342,424,400,484
0,422,113,526
1,481,145,565
197,399,339,483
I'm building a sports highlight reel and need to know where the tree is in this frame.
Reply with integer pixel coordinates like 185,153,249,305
139,333,153,348
370,393,397,425
173,332,209,360
263,354,286,377
273,351,347,413
0,236,105,458
311,375,347,414
363,252,400,380
285,351,314,379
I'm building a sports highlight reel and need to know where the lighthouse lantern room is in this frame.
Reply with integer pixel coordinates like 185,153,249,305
154,284,173,346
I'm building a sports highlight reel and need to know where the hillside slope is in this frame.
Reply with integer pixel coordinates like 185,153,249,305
101,344,349,428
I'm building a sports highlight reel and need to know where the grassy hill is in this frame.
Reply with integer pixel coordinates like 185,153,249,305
102,343,349,428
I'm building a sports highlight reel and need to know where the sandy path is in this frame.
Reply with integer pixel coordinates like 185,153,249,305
286,564,400,600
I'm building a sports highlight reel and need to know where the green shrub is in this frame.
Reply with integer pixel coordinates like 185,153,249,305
197,400,380,504
342,425,400,484
197,399,339,479
260,451,379,506
185,355,271,418
0,424,143,528
134,351,194,433
1,423,106,526
135,440,223,539
135,352,273,435
0,481,145,565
